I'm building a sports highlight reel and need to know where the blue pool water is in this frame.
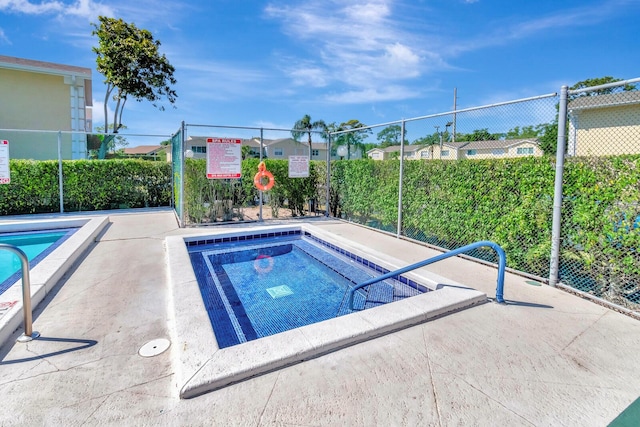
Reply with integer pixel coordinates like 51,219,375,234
188,230,429,348
0,228,77,294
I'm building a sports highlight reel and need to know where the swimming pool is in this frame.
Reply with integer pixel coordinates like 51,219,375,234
167,224,488,398
188,230,427,348
0,228,77,294
0,217,109,346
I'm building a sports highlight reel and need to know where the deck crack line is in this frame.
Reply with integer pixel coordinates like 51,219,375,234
79,395,110,426
72,372,175,420
423,328,443,427
257,371,281,426
561,310,608,353
451,372,537,426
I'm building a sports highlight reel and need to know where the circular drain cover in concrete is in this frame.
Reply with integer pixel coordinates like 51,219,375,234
139,338,170,357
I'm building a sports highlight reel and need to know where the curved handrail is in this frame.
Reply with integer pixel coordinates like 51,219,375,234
348,240,506,310
0,243,40,342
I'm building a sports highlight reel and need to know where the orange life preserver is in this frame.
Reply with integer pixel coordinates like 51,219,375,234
254,254,274,274
253,161,275,191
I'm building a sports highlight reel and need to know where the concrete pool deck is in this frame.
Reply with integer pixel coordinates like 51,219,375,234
1,208,639,426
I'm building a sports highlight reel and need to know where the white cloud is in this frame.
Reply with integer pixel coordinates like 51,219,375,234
325,85,422,104
449,1,625,55
90,98,115,130
0,0,113,19
0,27,10,44
288,67,328,88
264,0,435,104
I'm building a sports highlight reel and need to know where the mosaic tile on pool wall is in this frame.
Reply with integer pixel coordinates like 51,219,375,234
188,231,430,348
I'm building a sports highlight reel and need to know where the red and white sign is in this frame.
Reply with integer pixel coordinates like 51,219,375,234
206,138,242,179
288,155,309,178
0,140,10,184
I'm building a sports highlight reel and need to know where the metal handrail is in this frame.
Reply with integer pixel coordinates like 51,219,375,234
0,243,40,342
348,240,506,310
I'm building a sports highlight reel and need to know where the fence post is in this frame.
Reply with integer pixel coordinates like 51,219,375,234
549,85,569,286
179,121,186,227
259,128,264,222
57,131,64,213
325,133,331,217
396,120,406,238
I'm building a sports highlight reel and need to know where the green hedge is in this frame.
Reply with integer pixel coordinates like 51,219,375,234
4,155,637,306
330,155,640,295
183,158,323,223
0,159,172,215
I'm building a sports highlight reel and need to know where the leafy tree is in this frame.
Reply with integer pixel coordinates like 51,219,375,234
96,124,129,152
241,145,260,160
456,128,503,142
92,16,177,159
537,122,558,155
413,130,450,146
376,124,406,148
570,76,636,99
505,125,541,139
292,114,327,160
333,119,372,159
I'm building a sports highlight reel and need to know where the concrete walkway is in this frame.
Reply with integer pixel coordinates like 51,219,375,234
1,209,639,426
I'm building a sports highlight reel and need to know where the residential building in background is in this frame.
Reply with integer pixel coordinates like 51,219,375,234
568,91,640,156
0,55,92,160
184,136,361,161
368,138,542,161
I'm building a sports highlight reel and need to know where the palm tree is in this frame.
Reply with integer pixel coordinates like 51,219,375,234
335,119,371,159
292,114,327,161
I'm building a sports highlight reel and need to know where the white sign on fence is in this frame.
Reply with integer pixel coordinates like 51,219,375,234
0,140,9,184
288,155,309,178
206,138,242,179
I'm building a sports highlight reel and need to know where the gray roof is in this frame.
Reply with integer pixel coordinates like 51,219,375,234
0,54,91,78
568,91,640,111
457,138,539,150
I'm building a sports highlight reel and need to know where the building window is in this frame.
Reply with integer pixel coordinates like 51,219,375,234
192,146,206,153
371,152,380,159
420,151,430,158
492,148,506,155
312,149,319,157
441,150,450,156
274,148,283,156
466,149,477,156
517,147,534,155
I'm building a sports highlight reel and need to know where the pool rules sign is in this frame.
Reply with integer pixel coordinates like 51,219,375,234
206,138,242,179
0,140,9,184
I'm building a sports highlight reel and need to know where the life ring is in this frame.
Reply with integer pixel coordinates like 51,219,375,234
253,161,275,191
254,254,274,274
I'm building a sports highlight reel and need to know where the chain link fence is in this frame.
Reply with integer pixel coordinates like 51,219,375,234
331,79,640,313
3,79,639,314
0,129,171,214
175,123,329,226
558,83,640,310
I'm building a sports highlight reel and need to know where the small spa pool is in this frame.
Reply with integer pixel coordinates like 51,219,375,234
167,224,488,398
187,230,428,348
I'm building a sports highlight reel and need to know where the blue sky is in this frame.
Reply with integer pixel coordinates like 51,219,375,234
1,0,639,145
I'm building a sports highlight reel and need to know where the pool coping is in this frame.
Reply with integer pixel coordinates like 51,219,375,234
0,216,110,346
166,224,488,399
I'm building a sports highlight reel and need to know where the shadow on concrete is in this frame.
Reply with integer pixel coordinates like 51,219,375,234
502,299,554,309
0,336,98,364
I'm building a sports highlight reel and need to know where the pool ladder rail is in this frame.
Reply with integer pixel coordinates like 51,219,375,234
348,240,506,310
0,243,41,342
